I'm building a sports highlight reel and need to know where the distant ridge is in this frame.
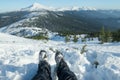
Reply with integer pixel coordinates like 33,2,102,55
21,2,97,11
0,3,120,37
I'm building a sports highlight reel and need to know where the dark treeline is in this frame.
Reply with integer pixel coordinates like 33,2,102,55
112,29,120,42
58,27,120,43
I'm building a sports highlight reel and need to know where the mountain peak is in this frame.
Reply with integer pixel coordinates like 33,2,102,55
21,2,50,11
32,2,41,6
31,2,47,9
80,7,97,11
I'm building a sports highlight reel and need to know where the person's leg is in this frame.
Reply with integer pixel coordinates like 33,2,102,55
55,51,77,80
32,50,52,80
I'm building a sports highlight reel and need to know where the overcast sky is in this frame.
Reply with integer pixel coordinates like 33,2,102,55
0,0,119,13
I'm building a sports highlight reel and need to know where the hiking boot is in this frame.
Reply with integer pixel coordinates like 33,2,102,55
39,50,47,61
55,50,63,64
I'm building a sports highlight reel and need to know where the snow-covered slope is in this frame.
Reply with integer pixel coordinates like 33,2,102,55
0,16,51,37
0,32,120,80
21,3,53,11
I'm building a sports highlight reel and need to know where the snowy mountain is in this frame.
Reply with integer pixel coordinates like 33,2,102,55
0,11,52,37
21,3,53,11
0,32,120,80
21,2,96,11
55,6,97,11
0,3,120,37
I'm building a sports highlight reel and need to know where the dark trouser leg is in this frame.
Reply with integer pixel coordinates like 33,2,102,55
32,60,52,80
57,59,77,80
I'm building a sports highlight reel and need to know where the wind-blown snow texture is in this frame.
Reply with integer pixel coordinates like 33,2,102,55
0,32,120,80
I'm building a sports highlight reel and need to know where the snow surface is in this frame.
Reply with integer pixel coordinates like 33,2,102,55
0,32,120,80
